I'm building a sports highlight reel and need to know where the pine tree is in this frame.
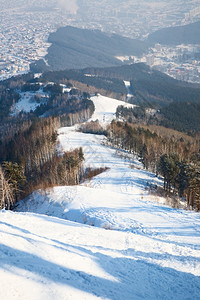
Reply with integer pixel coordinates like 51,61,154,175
2,161,26,201
0,165,15,210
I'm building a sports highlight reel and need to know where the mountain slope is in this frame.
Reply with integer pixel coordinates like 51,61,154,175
147,21,200,45
1,209,200,300
1,94,200,299
31,26,149,71
39,63,200,107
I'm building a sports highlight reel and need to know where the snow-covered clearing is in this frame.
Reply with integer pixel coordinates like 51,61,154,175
1,94,200,299
10,89,49,115
124,80,134,101
89,94,134,125
10,83,70,116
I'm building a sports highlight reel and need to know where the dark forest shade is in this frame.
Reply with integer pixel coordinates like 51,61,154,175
31,26,149,71
147,21,200,45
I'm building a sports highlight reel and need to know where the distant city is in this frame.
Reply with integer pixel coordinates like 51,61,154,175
0,0,200,83
134,44,200,84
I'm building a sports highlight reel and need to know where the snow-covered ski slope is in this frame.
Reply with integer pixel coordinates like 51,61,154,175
88,94,134,126
1,94,200,300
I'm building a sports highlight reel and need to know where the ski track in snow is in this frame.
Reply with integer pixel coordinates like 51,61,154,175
1,94,200,300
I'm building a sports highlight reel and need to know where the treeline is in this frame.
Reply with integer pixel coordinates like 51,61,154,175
107,121,200,210
159,102,200,133
0,117,85,209
0,77,95,130
116,101,200,134
0,89,20,121
25,83,95,125
32,90,95,126
39,70,127,96
0,117,58,208
116,105,147,124
0,117,59,174
130,77,200,107
158,154,200,210
79,120,107,136
0,164,16,210
82,63,200,107
37,148,84,188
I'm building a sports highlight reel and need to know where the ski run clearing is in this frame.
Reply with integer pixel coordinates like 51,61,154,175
1,94,200,300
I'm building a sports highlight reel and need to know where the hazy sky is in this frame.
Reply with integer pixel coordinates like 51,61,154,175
57,0,78,14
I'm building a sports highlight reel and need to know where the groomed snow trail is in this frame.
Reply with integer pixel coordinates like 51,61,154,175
1,210,200,300
2,94,200,299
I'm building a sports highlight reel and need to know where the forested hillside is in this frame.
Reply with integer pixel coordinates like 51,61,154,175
107,121,200,210
147,21,200,45
0,74,96,209
2,63,200,135
1,60,200,210
82,64,200,106
159,102,200,133
39,63,200,106
82,63,200,105
0,117,85,210
116,101,200,134
40,69,127,100
31,26,149,71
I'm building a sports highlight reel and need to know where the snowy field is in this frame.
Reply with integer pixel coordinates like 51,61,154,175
1,94,200,299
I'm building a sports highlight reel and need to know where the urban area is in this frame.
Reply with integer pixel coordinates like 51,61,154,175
0,0,200,83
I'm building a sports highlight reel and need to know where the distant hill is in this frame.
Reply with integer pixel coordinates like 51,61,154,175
82,64,200,106
31,26,149,72
1,62,200,134
159,102,200,133
82,63,176,83
39,63,200,108
147,21,200,45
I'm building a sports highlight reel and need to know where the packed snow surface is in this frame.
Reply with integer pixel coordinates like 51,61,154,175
1,94,200,299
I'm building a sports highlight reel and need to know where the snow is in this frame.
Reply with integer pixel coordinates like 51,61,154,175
90,94,134,126
34,73,42,79
59,84,71,93
1,93,200,299
115,56,135,62
10,82,71,116
124,80,134,100
11,93,39,115
10,89,49,115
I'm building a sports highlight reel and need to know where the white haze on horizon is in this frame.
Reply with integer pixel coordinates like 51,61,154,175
56,0,78,14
